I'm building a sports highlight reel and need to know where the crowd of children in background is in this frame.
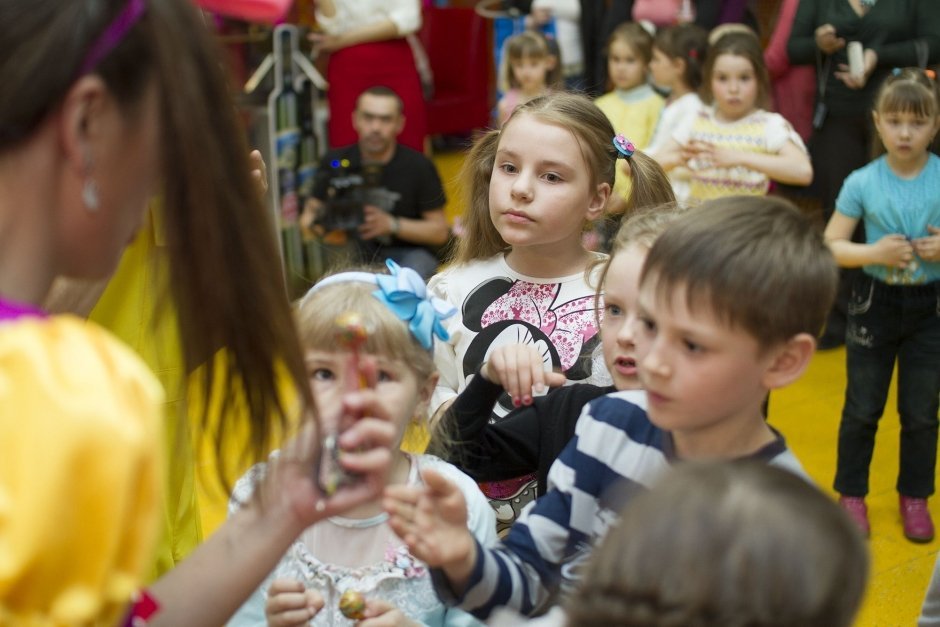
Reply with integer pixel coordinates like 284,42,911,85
490,5,939,546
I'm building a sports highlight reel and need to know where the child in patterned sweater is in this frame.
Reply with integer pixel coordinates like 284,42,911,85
656,31,811,202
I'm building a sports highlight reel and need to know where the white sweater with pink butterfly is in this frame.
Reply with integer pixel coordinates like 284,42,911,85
428,253,610,421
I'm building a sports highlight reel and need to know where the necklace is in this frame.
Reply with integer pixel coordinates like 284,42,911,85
326,454,418,529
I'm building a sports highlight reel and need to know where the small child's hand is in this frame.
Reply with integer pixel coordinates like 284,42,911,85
265,578,324,627
482,344,566,407
681,140,715,169
678,141,701,165
872,234,915,268
357,598,421,627
384,469,477,589
704,145,738,168
912,225,940,262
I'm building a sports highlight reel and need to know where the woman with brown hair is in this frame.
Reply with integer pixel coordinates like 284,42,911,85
0,1,395,624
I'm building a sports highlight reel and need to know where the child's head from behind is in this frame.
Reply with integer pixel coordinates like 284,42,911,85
502,31,560,93
454,92,617,263
297,264,442,435
567,460,868,627
650,23,709,93
635,196,837,429
606,22,653,91
701,31,770,119
872,68,940,159
596,203,690,390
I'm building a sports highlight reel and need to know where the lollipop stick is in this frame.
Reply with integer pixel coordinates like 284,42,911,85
318,311,371,495
335,311,370,392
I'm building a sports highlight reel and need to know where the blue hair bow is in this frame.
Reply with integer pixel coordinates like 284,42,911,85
372,260,456,350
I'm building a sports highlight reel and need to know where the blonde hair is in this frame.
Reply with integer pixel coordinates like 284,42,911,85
296,279,435,382
452,92,674,265
593,202,691,318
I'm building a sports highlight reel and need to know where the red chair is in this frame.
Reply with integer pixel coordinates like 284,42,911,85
418,6,492,136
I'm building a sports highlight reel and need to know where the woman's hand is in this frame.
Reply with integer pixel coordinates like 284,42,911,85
815,24,845,55
834,48,878,90
257,373,398,531
264,579,324,627
249,149,268,197
308,31,345,55
482,344,566,407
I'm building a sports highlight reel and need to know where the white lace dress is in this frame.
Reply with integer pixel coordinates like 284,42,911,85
227,454,496,627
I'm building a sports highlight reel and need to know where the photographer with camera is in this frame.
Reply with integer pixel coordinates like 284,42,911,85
301,86,449,279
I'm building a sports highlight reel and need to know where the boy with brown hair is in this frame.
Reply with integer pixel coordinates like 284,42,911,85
385,196,839,619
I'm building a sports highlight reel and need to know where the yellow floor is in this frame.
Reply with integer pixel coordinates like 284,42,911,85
196,148,937,626
772,347,938,626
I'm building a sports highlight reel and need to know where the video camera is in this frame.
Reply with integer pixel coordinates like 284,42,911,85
315,160,401,235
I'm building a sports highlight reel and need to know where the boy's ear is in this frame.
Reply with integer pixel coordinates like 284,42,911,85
587,182,611,221
762,333,816,390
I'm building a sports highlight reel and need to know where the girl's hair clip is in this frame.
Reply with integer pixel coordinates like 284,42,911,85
892,67,937,81
688,48,699,60
613,134,635,159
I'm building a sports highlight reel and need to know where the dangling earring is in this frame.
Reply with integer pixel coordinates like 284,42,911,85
82,178,100,212
81,150,99,212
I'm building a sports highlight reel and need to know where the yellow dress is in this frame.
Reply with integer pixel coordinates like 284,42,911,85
0,316,163,626
89,207,202,579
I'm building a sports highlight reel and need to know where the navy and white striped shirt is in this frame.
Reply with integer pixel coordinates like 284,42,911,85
432,390,806,619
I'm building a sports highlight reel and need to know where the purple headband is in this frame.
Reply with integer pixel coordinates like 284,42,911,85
79,0,148,75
